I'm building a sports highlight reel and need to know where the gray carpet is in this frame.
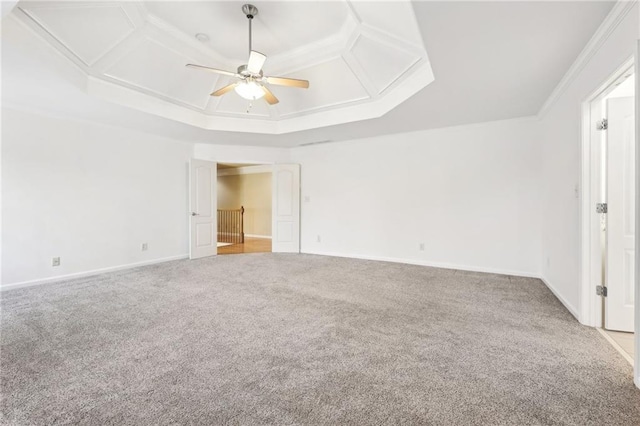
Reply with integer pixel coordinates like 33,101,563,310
2,253,639,425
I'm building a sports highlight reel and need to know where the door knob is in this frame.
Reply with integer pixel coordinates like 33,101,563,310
191,212,199,216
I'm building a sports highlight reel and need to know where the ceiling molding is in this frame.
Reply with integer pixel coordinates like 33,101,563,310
12,0,433,134
18,4,137,67
537,0,637,119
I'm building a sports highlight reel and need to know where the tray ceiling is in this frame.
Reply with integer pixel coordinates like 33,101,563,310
15,1,434,134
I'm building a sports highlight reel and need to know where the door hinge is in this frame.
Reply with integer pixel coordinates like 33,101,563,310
596,118,608,130
596,285,608,297
596,203,608,214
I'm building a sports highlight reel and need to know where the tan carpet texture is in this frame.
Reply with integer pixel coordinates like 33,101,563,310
2,253,639,425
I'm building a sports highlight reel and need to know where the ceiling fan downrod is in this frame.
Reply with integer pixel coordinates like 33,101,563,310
242,4,259,55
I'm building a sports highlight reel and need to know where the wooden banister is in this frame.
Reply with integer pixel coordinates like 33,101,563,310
217,206,245,244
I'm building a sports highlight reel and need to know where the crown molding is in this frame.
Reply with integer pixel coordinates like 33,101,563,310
537,0,637,119
9,0,432,134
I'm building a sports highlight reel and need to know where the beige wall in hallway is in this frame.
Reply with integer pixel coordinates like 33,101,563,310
217,172,272,237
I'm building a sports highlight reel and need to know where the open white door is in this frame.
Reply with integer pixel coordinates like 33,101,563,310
606,97,635,332
272,164,300,253
189,159,217,259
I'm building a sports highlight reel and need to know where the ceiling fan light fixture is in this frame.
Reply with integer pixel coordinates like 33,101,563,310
235,80,265,100
187,3,308,106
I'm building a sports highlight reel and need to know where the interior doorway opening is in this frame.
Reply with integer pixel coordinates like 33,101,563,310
581,60,635,366
216,163,273,255
189,160,300,258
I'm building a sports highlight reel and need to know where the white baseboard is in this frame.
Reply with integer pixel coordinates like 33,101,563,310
539,275,580,320
245,234,272,239
596,328,634,366
301,250,539,278
2,250,580,328
305,251,584,321
1,254,189,291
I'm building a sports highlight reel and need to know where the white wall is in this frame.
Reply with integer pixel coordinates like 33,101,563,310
194,143,290,165
539,3,638,320
1,108,193,287
217,171,272,237
1,110,296,287
291,117,541,277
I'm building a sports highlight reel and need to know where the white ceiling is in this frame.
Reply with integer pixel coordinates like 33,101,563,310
11,1,433,133
1,1,615,147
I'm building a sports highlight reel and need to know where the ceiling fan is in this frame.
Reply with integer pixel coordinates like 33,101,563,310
186,4,309,105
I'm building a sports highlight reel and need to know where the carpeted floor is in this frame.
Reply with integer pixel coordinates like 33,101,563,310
2,254,639,425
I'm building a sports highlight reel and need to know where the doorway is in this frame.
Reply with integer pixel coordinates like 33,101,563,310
217,163,273,255
582,61,635,364
189,161,301,257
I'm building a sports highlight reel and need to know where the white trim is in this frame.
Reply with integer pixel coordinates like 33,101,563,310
302,250,539,278
305,251,584,321
597,328,634,366
537,0,637,118
540,276,580,321
217,165,273,177
1,254,189,291
579,59,635,329
245,234,272,239
635,40,640,389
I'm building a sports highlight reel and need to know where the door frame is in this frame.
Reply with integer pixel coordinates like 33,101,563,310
579,56,638,386
193,158,302,253
579,57,634,329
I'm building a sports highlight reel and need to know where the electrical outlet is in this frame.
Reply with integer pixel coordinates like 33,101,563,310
316,235,321,243
546,256,550,268
419,243,425,251
142,243,148,251
52,257,60,267
304,196,311,203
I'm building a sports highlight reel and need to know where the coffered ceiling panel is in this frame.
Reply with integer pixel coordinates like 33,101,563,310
20,3,135,66
350,34,420,95
349,1,424,47
14,0,434,133
275,58,369,117
104,37,218,109
144,1,350,63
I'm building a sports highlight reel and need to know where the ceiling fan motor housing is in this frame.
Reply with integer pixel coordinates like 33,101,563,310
242,4,258,19
237,65,263,78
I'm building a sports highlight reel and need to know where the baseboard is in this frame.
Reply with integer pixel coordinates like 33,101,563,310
596,328,634,366
244,234,272,239
1,254,189,291
539,275,580,320
305,250,584,320
302,250,539,278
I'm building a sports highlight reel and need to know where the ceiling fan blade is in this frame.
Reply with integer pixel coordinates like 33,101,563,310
186,64,240,78
264,76,309,89
262,86,279,105
211,83,239,97
247,51,267,74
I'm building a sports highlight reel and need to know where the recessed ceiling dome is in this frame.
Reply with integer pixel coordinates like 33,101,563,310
15,1,434,134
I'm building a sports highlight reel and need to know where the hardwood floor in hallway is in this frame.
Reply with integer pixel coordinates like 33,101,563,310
218,237,271,255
